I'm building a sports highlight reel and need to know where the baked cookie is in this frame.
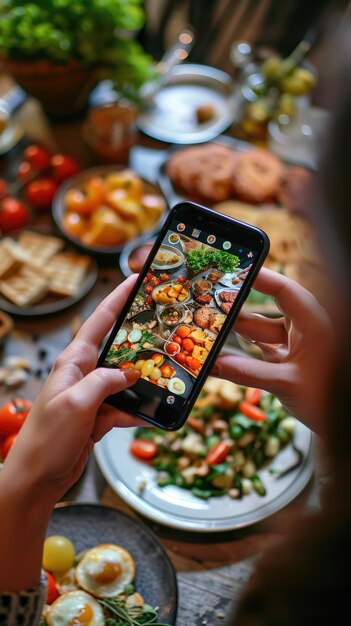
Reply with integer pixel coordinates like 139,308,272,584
232,149,286,204
257,209,318,265
277,166,312,213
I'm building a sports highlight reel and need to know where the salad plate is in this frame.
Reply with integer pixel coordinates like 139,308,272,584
95,420,314,533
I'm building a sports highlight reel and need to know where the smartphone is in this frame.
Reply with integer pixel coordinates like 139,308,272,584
98,202,269,430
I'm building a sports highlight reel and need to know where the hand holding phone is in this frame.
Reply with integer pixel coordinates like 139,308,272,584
98,202,269,429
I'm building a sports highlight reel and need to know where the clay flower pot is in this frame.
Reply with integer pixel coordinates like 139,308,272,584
4,57,98,119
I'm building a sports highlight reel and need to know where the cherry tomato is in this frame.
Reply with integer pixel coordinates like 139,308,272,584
173,335,182,346
44,571,58,604
130,438,158,460
22,144,51,170
119,361,135,369
25,177,58,209
239,401,267,422
51,154,80,182
175,352,186,365
17,161,35,181
0,178,9,198
245,387,262,405
189,357,201,370
166,342,180,356
1,433,18,460
206,441,232,465
182,338,194,353
0,196,30,232
43,535,75,573
0,399,32,437
177,326,192,339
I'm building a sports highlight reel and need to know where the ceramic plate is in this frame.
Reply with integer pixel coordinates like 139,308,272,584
95,424,314,532
137,64,238,143
47,503,177,624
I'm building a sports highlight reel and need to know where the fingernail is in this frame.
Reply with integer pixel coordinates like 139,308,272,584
121,368,141,382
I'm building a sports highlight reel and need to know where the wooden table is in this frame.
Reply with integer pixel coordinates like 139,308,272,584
0,90,320,626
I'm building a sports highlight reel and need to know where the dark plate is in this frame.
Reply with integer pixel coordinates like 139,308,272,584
48,503,177,624
0,229,98,318
52,165,168,256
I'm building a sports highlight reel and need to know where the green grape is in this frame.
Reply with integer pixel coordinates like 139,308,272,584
279,68,316,96
43,535,75,573
261,56,282,83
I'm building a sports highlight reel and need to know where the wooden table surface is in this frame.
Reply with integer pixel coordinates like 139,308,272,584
0,87,321,626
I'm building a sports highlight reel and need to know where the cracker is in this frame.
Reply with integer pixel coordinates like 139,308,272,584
0,265,50,306
45,252,90,297
17,230,64,265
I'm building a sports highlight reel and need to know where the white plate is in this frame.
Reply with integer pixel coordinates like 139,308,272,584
0,117,23,155
95,423,314,532
137,64,237,143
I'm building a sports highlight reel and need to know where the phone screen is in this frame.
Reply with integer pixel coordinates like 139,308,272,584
99,203,268,428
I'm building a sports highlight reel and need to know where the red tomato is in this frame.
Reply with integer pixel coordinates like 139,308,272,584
182,338,194,353
1,433,18,460
239,401,267,422
166,342,180,356
175,352,186,365
177,326,192,339
17,161,35,181
25,177,58,209
173,335,182,346
44,571,59,604
22,144,51,170
51,154,80,182
130,438,158,460
119,361,135,369
206,441,232,465
245,387,262,405
189,357,201,371
0,178,9,198
0,399,32,437
0,196,30,232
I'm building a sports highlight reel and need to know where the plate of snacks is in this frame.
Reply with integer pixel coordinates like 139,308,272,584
43,503,177,624
0,230,97,316
95,378,314,532
52,166,167,255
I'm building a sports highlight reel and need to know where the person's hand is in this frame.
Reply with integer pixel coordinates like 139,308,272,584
2,274,144,505
212,268,335,433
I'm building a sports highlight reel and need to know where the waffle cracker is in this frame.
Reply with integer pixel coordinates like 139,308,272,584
45,252,90,297
0,238,29,279
17,230,64,265
0,265,50,306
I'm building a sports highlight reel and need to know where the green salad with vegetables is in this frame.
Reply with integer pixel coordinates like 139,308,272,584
185,246,240,274
131,379,297,500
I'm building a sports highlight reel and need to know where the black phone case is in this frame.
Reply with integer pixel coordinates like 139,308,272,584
98,202,270,430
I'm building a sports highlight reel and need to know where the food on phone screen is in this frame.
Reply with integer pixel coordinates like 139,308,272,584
131,378,298,500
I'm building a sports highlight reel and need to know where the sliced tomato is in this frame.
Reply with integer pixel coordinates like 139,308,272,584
44,571,59,604
245,387,262,405
130,438,158,460
206,441,232,465
239,401,266,421
0,399,32,437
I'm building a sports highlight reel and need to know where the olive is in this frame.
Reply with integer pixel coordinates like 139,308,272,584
279,68,316,96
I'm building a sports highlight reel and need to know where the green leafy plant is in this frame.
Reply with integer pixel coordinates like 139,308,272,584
185,245,240,274
0,0,153,94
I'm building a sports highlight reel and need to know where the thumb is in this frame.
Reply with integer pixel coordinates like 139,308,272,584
69,367,140,413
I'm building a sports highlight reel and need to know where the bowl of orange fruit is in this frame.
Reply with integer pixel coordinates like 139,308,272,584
52,166,168,255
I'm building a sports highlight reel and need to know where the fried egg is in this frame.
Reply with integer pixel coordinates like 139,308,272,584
54,567,78,594
75,544,135,598
47,590,104,626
